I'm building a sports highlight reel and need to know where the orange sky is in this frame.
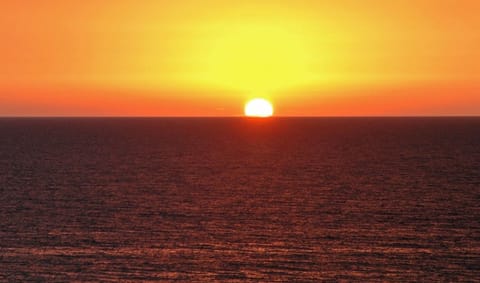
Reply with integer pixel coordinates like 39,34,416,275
1,0,479,116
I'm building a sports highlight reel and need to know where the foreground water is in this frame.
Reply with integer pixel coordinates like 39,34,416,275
0,118,479,281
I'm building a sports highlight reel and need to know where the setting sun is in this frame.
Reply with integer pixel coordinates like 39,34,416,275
244,98,274,117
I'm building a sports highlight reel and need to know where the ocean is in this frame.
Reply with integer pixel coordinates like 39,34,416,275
0,118,479,281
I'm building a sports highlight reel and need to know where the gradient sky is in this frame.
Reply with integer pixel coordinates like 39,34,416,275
1,0,479,116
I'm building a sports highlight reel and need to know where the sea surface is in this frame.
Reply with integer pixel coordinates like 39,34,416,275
0,118,479,282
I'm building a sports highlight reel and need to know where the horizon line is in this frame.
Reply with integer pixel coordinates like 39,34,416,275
1,115,479,119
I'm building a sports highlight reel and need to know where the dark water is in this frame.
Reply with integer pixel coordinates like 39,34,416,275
0,118,479,282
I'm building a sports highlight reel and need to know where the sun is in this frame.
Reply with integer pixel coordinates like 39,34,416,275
244,98,274,117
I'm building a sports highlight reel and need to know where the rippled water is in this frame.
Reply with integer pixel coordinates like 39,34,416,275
0,118,479,281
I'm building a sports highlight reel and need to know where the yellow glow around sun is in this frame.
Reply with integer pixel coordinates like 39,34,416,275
244,98,274,117
199,22,314,93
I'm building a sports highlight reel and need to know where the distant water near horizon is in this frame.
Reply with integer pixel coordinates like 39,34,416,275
1,117,479,281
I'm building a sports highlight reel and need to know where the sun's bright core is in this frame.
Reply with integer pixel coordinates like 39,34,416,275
244,98,274,117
